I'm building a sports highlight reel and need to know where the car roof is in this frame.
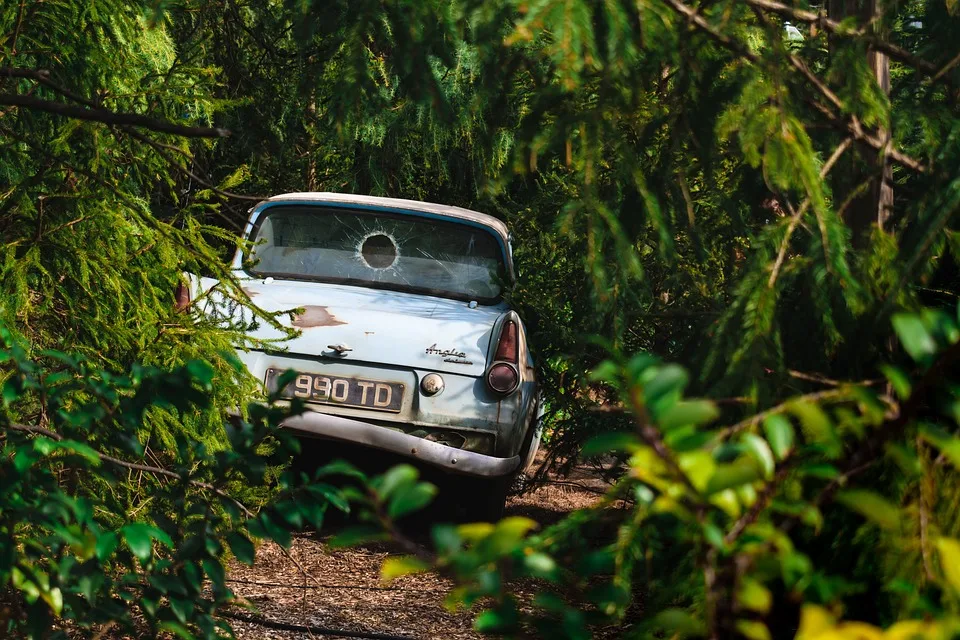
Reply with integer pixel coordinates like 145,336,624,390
262,192,511,244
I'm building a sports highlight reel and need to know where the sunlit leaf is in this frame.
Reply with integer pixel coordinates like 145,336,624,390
387,482,437,519
659,399,719,431
736,620,771,640
936,537,960,594
879,365,912,399
763,414,794,460
892,314,937,363
836,490,901,530
742,433,775,479
381,555,429,583
706,460,761,495
737,578,772,614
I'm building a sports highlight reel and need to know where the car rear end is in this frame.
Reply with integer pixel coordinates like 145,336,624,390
202,194,538,485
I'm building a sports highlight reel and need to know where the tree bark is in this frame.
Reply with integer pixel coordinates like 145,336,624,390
828,0,893,243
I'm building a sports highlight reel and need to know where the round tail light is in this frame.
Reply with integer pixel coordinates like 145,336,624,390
487,363,519,394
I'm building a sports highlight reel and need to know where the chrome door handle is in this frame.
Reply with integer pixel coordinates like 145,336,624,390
327,344,353,355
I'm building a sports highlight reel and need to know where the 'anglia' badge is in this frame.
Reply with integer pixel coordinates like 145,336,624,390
425,344,473,365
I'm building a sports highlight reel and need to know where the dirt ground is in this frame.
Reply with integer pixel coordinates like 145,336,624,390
227,458,613,640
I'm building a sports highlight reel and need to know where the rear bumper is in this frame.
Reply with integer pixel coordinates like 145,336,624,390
282,411,522,478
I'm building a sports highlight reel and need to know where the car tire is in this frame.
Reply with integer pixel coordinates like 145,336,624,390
459,474,513,522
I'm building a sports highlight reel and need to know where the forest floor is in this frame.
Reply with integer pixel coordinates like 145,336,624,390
226,454,619,640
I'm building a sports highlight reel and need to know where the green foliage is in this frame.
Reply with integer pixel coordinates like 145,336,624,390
383,309,960,638
0,326,441,637
3,0,960,638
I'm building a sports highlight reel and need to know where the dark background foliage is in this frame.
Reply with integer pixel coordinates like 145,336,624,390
2,0,960,638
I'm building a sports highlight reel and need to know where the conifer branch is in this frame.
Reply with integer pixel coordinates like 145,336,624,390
0,91,230,138
772,338,960,537
931,50,960,84
767,137,852,288
715,388,849,442
659,0,759,64
3,422,253,518
121,127,265,206
742,0,950,83
0,67,98,108
660,0,929,174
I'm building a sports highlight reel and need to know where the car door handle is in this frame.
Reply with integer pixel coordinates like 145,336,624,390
327,344,353,355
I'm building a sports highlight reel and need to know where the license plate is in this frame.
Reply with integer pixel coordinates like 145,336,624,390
264,368,404,413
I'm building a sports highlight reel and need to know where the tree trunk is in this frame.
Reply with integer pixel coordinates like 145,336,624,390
305,97,318,192
828,0,893,243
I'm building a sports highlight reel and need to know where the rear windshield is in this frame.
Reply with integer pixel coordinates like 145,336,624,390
246,205,507,302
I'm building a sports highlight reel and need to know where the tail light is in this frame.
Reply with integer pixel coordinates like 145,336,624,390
495,320,518,362
487,363,519,394
174,280,191,311
487,318,520,395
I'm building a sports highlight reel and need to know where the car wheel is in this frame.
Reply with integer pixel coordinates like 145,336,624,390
459,474,513,522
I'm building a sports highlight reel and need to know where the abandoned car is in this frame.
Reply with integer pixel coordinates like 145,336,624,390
190,192,541,518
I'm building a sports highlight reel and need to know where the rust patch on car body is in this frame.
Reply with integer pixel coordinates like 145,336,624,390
292,305,347,328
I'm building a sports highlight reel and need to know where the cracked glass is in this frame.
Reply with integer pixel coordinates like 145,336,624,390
248,205,506,302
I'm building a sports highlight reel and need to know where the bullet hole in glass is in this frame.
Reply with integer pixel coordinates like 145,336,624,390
360,233,399,270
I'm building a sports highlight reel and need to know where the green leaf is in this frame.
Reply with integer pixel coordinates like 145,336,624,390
892,314,937,363
763,414,794,460
95,532,118,561
3,379,20,405
836,490,901,530
315,459,367,481
659,400,719,431
375,465,418,499
736,620,772,640
381,555,429,582
789,400,834,448
798,462,839,479
169,596,193,624
936,537,960,594
742,434,775,479
122,523,171,561
305,482,350,513
186,360,215,387
581,432,641,457
40,587,63,616
644,364,689,404
588,360,621,383
706,460,761,495
158,622,193,640
57,440,102,465
474,608,511,633
702,523,726,549
387,482,437,519
227,532,255,566
457,522,495,542
879,365,912,399
522,552,557,579
919,426,960,470
737,578,772,614
486,517,538,555
653,608,706,637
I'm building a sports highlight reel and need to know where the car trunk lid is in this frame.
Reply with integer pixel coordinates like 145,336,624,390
224,278,502,377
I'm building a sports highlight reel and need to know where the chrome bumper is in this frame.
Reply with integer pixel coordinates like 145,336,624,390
281,411,521,478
